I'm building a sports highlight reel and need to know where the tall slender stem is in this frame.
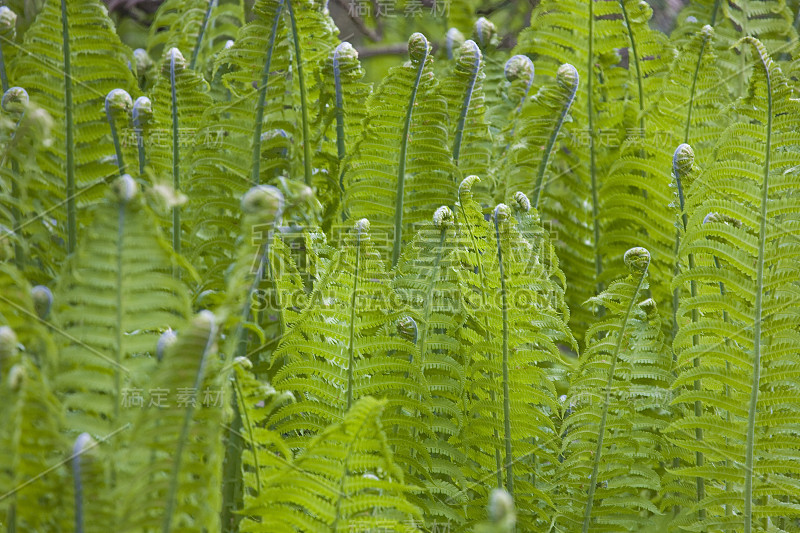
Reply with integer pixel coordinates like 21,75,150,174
61,0,76,253
392,35,428,267
582,254,649,533
743,38,772,533
170,50,181,259
286,0,312,186
452,40,480,166
251,1,284,186
493,206,514,496
189,0,216,71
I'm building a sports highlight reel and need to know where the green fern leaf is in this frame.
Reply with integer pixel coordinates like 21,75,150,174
340,33,456,267
667,37,800,531
122,310,229,532
10,0,138,255
242,396,423,532
54,176,190,439
556,247,660,532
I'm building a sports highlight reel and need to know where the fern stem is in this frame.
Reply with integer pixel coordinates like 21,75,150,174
581,254,649,533
493,205,514,496
114,201,125,428
743,38,772,533
286,0,312,187
332,44,347,166
0,32,8,94
346,222,364,410
107,117,125,177
3,99,27,268
189,0,216,71
619,0,645,133
713,254,733,522
132,97,150,176
61,0,76,254
392,35,428,267
586,0,603,295
233,373,260,492
170,49,181,259
682,27,713,144
672,144,705,517
251,0,284,186
162,314,216,533
452,40,480,166
418,229,447,362
72,435,88,533
532,64,578,210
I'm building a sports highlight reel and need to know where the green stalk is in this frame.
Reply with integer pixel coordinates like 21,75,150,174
132,97,150,176
582,251,649,533
0,31,8,93
220,382,245,533
712,253,732,523
418,230,446,361
587,0,602,294
170,50,181,258
61,0,76,254
3,91,26,268
332,44,347,165
346,223,364,410
104,91,128,177
332,43,348,195
72,435,87,533
162,315,217,533
392,35,429,267
619,0,645,133
452,40,480,166
743,38,772,533
682,19,717,143
251,0,284,186
189,0,216,71
531,64,578,210
493,205,514,496
672,144,704,516
286,0,312,186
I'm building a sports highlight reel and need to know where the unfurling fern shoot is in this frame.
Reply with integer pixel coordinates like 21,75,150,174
393,32,430,267
131,96,152,175
532,64,578,209
104,89,132,177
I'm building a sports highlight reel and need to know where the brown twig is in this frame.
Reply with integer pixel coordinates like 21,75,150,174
333,0,382,42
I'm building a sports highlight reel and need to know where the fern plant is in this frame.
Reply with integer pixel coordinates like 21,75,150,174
4,1,800,532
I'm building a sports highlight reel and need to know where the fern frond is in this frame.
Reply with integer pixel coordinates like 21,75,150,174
146,0,243,75
231,357,294,530
270,219,431,473
10,0,138,256
0,352,70,531
54,176,190,438
440,39,491,180
667,37,800,531
314,42,372,221
122,310,229,532
0,262,56,377
456,192,573,529
147,47,211,257
393,206,469,525
499,63,578,207
340,33,456,267
513,0,628,343
242,397,423,532
556,247,661,532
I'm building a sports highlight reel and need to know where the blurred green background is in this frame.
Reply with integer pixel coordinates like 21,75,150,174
5,0,692,80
